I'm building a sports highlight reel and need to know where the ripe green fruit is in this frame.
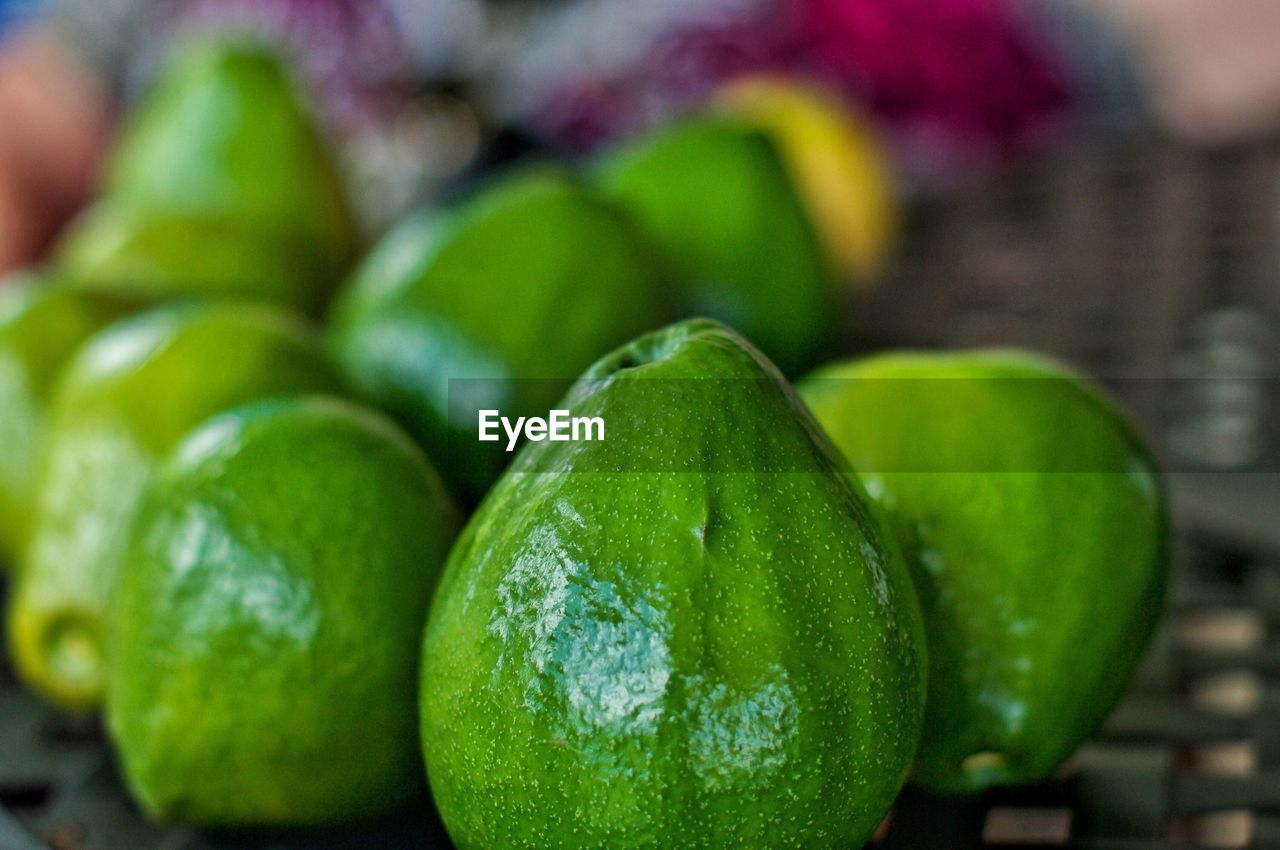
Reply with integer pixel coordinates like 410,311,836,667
57,39,358,312
421,319,926,848
8,302,345,708
595,118,834,375
109,397,457,824
58,204,335,313
0,282,136,565
328,168,665,500
799,351,1168,794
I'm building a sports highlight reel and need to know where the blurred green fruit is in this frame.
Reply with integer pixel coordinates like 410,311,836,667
596,118,834,375
8,301,345,708
421,319,925,848
109,397,457,824
58,39,358,312
0,282,137,566
59,203,334,313
800,351,1168,794
328,168,665,500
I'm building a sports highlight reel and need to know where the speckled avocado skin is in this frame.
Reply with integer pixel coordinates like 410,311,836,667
420,319,927,849
109,397,458,824
799,351,1168,794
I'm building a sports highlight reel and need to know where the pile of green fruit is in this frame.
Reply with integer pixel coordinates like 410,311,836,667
0,38,1168,848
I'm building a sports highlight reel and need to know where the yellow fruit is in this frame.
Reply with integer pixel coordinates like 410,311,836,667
716,76,899,288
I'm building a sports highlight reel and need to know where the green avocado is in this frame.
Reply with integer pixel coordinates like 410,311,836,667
109,397,457,824
595,118,835,376
58,203,334,314
327,168,665,500
0,282,137,565
8,301,345,709
57,39,358,312
420,319,926,848
799,350,1168,794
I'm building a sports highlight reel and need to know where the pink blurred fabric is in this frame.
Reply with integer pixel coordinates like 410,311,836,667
535,0,1074,171
170,0,412,133
787,0,1071,164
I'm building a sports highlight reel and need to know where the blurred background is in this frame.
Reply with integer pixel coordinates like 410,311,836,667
2,1,1280,847
0,0,1276,546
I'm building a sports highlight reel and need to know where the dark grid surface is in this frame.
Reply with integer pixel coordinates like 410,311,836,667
854,137,1280,478
1,533,1278,849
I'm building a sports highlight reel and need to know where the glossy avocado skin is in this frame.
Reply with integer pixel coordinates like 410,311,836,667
800,351,1168,794
109,398,457,824
8,302,345,709
0,283,137,565
596,119,834,376
421,319,926,848
328,168,665,500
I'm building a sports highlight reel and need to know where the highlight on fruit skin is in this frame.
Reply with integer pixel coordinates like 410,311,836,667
715,75,901,289
800,349,1169,794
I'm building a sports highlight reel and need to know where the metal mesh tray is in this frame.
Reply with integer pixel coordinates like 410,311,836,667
853,137,1280,478
2,532,1279,849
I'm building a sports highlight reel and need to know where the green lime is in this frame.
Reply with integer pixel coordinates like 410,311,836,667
59,202,334,314
108,396,457,824
8,301,345,708
595,118,834,375
328,167,665,500
57,39,358,312
800,350,1168,793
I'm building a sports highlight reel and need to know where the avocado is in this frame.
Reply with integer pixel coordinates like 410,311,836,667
57,39,358,313
420,319,926,848
109,397,457,824
0,282,136,565
7,301,345,708
328,168,665,501
58,204,334,313
799,351,1168,794
595,118,835,375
